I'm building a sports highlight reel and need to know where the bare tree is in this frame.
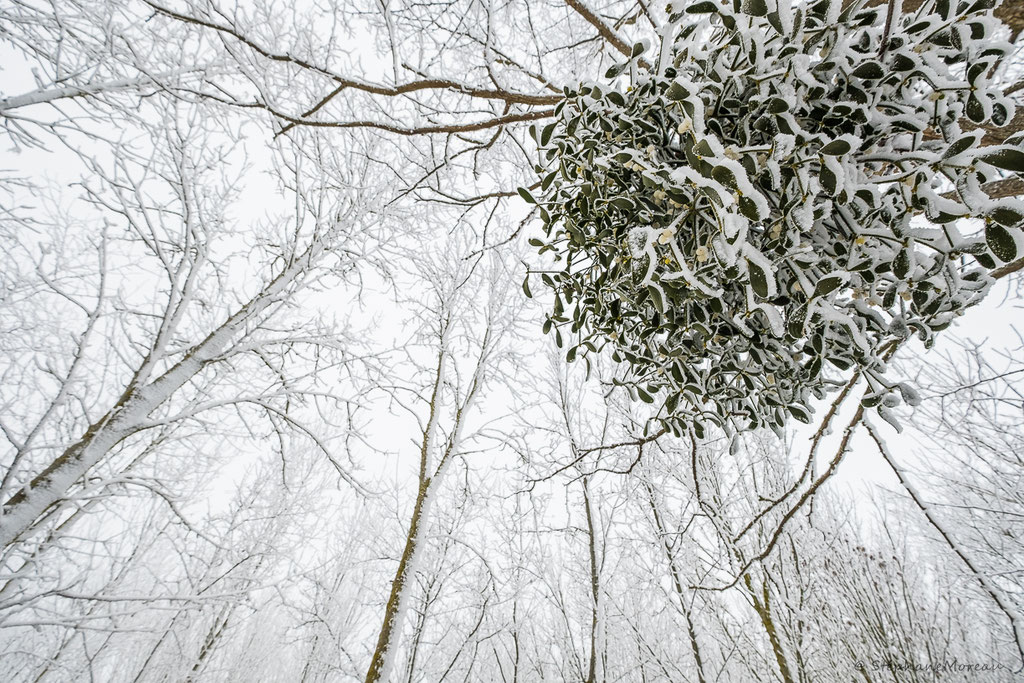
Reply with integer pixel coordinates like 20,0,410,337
363,242,520,682
0,97,381,553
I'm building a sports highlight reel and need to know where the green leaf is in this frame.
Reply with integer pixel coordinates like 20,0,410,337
861,393,884,408
522,277,533,298
667,82,689,101
541,171,557,191
814,275,844,298
811,332,824,354
540,122,556,147
821,167,837,194
743,0,767,16
686,1,719,13
738,196,762,220
980,148,1024,173
893,249,911,279
851,61,884,80
883,284,897,309
829,357,853,370
518,187,536,204
853,189,877,208
892,54,916,71
788,305,808,338
967,62,987,86
966,93,985,123
694,139,715,157
986,223,1018,262
820,139,852,156
605,63,625,79
976,252,996,269
942,134,977,160
747,259,770,298
766,97,789,114
787,404,812,423
631,42,646,58
905,20,932,35
989,206,1024,227
648,285,665,313
670,365,685,383
711,165,738,188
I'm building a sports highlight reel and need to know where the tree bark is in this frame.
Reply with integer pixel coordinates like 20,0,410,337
744,575,796,683
364,475,435,683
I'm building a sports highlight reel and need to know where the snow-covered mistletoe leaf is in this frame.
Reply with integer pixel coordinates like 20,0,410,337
711,165,737,188
748,259,770,298
686,1,719,14
989,206,1024,228
540,122,556,147
878,405,903,433
986,223,1017,263
743,0,768,17
980,148,1024,173
667,82,689,100
787,404,812,423
851,61,884,80
893,249,911,280
820,139,852,156
813,275,845,298
648,285,665,313
605,63,626,79
942,135,977,160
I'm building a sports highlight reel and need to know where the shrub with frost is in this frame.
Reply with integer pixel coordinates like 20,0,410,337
524,0,1023,436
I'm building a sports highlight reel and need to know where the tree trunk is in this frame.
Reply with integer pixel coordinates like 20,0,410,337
364,475,435,683
745,575,795,683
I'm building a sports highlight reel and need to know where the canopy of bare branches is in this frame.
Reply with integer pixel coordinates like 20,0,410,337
2,0,1023,681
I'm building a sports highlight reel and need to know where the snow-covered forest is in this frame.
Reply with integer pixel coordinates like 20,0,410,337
2,0,1023,680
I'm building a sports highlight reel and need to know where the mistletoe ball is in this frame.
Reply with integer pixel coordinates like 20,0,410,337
526,0,1024,436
